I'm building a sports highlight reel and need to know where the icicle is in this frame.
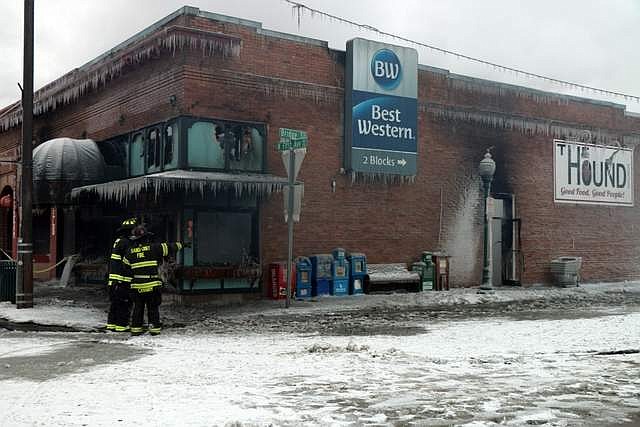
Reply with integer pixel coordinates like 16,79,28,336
348,171,416,185
1,27,242,131
71,170,287,202
424,103,636,144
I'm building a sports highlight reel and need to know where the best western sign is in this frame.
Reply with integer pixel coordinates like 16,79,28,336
344,38,418,175
554,139,634,206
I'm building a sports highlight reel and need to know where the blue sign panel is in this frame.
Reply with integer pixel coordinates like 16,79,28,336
345,39,418,176
352,91,417,151
350,90,417,174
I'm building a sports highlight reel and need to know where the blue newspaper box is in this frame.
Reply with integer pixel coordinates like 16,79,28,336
331,248,349,296
347,252,367,295
295,257,312,299
310,254,333,296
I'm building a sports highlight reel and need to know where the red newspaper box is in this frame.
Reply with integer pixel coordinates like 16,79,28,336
269,262,295,299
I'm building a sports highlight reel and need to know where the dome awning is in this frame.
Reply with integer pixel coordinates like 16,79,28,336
33,138,107,205
33,138,106,182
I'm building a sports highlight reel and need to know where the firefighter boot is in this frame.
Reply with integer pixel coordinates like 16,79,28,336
130,326,145,336
148,324,162,336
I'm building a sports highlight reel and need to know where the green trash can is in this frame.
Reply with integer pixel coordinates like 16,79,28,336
0,260,17,303
411,253,435,292
420,252,435,291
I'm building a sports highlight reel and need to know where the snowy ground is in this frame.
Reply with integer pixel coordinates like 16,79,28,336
1,282,640,426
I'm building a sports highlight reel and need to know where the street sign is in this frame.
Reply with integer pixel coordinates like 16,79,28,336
277,128,308,151
276,139,307,151
281,148,306,182
279,128,307,140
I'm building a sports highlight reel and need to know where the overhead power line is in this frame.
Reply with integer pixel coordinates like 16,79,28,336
284,0,640,104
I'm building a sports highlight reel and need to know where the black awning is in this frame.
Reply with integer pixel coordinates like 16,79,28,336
34,138,106,182
33,138,107,205
70,169,289,202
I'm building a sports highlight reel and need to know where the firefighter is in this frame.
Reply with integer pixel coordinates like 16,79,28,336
123,225,188,336
106,217,137,332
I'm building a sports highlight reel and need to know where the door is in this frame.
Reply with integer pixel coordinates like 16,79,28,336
491,194,522,286
490,198,504,287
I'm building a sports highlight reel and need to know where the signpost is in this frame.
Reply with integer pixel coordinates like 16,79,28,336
278,128,307,308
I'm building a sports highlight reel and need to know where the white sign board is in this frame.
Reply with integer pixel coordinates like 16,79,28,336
283,183,304,223
554,139,634,206
281,148,306,181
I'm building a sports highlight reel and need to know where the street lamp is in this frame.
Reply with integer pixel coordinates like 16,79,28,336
478,149,496,292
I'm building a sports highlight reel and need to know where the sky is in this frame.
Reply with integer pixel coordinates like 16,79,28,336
1,0,639,112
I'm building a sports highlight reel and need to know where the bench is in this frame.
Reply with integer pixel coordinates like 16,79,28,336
364,263,421,293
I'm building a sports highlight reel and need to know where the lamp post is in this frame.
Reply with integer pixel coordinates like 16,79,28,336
478,149,496,292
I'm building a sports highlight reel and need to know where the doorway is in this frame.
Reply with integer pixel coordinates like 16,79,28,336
491,194,522,286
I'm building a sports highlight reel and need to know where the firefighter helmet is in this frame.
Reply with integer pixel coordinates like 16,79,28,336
116,217,138,234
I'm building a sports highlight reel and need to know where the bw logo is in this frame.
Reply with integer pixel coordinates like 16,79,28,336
371,49,402,90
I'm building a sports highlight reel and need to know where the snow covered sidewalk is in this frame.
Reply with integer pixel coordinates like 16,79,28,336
1,281,640,331
1,296,640,426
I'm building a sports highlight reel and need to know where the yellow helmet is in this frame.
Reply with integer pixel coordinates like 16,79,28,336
117,217,138,233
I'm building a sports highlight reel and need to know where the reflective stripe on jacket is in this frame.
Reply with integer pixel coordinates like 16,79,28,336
123,242,183,292
108,237,132,283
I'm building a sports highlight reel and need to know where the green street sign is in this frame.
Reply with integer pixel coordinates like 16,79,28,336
279,128,307,140
276,138,307,151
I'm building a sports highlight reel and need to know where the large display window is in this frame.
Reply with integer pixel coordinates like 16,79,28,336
187,120,264,172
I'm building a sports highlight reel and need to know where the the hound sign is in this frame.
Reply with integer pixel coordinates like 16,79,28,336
554,139,634,206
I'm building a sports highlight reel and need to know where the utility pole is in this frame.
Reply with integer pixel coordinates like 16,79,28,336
16,0,34,308
285,146,294,308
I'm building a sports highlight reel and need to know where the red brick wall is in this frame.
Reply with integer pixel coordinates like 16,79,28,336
1,11,639,287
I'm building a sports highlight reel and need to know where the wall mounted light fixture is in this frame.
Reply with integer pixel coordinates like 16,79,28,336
331,176,337,193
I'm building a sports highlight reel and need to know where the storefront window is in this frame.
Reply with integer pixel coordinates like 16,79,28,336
195,211,253,265
129,133,145,176
187,121,264,171
98,136,127,180
164,123,178,169
187,122,225,169
147,128,162,173
228,126,263,172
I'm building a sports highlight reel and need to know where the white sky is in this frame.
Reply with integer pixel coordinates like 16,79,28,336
1,0,639,113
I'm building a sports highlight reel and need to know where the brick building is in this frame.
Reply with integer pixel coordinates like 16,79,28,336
0,6,639,295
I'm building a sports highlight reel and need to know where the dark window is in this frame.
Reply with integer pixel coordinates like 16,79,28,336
147,129,159,168
129,133,145,176
99,137,127,167
196,211,253,264
227,126,263,172
164,125,174,166
98,137,128,180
